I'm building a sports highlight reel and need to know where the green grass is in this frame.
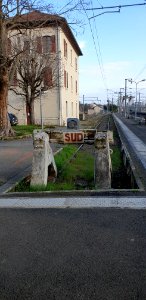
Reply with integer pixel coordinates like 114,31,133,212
14,125,42,136
14,145,94,192
111,147,123,172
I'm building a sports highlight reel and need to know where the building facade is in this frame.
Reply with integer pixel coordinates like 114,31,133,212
8,11,83,126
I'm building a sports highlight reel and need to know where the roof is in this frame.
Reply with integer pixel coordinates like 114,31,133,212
11,10,83,56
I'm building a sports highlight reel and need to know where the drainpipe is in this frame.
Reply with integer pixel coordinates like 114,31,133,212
56,25,62,126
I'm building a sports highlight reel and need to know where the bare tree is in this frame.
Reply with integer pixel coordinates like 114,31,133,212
0,0,38,135
0,0,86,135
10,31,61,124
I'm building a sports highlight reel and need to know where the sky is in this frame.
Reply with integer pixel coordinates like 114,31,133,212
53,0,146,104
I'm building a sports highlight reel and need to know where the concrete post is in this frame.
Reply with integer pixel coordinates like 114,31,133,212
31,130,57,186
94,132,111,189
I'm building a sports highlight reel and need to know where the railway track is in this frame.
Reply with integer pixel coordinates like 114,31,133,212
95,113,111,131
59,113,112,176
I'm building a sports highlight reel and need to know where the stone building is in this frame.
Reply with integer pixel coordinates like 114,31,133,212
8,11,83,126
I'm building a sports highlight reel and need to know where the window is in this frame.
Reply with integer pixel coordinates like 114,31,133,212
42,36,51,53
64,71,68,88
71,76,73,92
43,67,53,88
66,101,68,117
64,39,67,58
42,35,56,54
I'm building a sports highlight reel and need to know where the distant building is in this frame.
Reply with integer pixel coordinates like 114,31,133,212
88,103,103,115
8,11,83,126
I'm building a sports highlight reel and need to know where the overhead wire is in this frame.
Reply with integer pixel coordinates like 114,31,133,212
90,0,108,90
80,0,108,91
96,0,103,8
133,64,146,81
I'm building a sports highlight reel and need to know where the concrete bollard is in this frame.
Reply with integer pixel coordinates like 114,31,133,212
94,132,111,189
31,130,57,186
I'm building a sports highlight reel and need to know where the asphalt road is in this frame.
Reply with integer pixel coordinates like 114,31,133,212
0,138,33,185
0,207,146,300
0,138,62,187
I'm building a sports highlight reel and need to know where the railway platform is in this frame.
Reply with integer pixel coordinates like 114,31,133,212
114,113,146,190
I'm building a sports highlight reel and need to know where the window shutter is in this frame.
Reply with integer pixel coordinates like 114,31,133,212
36,37,42,54
51,35,56,53
7,38,11,55
43,67,52,87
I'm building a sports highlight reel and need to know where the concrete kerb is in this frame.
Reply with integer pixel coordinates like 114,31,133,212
0,189,146,199
0,134,32,141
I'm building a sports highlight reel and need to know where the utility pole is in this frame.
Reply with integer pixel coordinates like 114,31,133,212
124,79,127,118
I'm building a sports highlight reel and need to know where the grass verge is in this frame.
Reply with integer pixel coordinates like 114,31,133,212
14,125,42,137
13,145,95,192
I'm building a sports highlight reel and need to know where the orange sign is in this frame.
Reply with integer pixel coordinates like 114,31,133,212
63,132,84,143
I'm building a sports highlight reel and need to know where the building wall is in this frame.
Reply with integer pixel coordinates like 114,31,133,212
88,106,103,115
8,24,80,126
59,28,79,125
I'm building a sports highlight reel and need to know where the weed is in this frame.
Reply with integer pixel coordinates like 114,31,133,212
111,147,123,172
14,145,94,192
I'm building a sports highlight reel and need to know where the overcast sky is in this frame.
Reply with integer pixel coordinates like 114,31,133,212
54,0,146,104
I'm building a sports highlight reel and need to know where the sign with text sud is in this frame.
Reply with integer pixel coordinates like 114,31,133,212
63,132,84,143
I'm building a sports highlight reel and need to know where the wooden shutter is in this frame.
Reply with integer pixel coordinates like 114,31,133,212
51,35,56,53
36,37,42,54
43,67,52,87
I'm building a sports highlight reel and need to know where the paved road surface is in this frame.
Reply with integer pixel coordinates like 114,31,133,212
0,207,146,300
0,138,33,185
0,138,62,189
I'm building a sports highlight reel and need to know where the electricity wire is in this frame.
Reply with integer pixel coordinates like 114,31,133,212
133,64,146,81
90,0,108,89
80,0,108,91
